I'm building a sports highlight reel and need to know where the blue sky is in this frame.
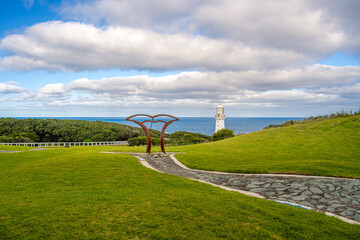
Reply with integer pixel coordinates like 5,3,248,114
1,0,360,117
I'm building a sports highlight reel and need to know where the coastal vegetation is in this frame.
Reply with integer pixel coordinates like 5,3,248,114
0,118,145,143
127,131,211,146
0,118,212,146
212,128,235,141
172,114,360,178
1,146,359,239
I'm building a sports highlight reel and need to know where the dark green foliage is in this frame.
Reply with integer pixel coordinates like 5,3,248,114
0,118,148,143
170,131,212,140
212,128,235,141
170,131,211,145
127,136,148,146
127,137,167,146
127,131,211,146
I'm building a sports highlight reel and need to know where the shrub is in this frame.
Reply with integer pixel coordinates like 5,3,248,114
127,136,148,146
212,128,235,141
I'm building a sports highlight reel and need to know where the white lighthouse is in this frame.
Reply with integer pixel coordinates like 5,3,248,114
215,104,225,133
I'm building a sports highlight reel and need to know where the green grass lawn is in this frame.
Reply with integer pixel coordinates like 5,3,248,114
1,147,360,239
168,115,360,178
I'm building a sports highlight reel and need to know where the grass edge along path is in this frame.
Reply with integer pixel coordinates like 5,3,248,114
0,147,360,239
150,153,360,225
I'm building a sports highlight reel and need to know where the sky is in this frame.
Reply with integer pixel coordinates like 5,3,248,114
0,0,360,117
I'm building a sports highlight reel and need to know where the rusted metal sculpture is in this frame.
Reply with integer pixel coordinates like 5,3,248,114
125,114,179,154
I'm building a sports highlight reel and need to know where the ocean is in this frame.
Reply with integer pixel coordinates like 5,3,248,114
15,117,304,136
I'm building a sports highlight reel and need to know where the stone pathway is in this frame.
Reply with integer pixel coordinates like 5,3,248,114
130,152,360,224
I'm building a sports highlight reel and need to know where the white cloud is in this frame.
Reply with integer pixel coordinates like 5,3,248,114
60,0,355,56
0,81,27,94
68,65,360,96
39,83,68,95
2,64,360,115
0,21,308,72
37,65,357,109
2,1,360,72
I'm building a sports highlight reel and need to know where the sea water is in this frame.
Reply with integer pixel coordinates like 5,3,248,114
15,117,304,136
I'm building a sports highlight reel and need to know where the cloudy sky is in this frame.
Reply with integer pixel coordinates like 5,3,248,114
1,0,360,117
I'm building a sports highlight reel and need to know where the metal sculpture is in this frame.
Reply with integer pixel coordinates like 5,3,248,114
125,114,179,154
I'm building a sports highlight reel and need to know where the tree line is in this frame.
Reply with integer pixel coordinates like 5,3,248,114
0,118,154,143
0,118,236,144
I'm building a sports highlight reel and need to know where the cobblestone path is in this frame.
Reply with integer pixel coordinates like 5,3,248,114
132,153,360,224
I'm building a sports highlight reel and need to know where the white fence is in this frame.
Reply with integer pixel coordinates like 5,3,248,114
0,141,128,147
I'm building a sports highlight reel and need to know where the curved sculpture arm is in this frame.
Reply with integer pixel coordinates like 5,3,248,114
126,114,179,154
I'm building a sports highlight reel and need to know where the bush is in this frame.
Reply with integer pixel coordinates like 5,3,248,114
212,128,235,141
83,139,93,142
151,137,160,146
128,136,148,146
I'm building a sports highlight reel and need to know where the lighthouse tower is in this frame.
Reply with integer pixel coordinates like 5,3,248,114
215,104,225,133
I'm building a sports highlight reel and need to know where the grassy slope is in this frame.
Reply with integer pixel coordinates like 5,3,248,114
171,115,360,178
0,147,359,239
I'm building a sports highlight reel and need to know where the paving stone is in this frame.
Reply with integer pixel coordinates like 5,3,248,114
328,185,335,192
324,193,331,199
302,190,312,196
265,192,276,196
352,195,360,200
271,183,286,188
249,188,267,193
292,195,308,201
311,195,321,199
343,185,354,192
309,187,323,194
318,185,328,191
326,207,335,212
232,180,243,185
316,205,326,210
299,201,313,208
351,200,359,206
333,193,341,198
251,181,265,185
350,181,360,185
290,183,305,188
346,207,357,212
353,214,360,222
339,210,354,217
332,204,345,209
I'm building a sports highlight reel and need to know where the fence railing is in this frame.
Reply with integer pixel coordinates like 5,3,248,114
0,141,128,147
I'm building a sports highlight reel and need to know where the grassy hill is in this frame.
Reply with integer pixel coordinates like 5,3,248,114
1,147,359,239
172,114,360,178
